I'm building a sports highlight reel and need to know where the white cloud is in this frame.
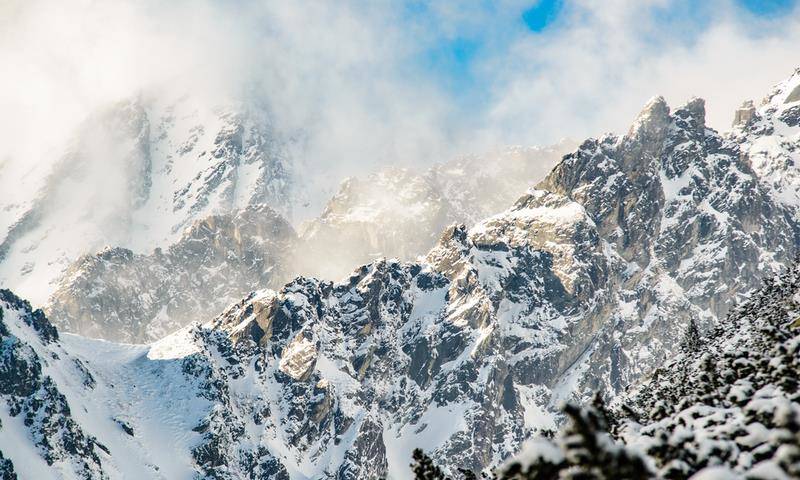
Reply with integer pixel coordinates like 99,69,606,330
479,0,800,145
1,0,799,197
0,0,466,210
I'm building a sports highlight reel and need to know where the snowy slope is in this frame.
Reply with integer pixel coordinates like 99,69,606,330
0,94,294,306
3,69,800,480
0,289,212,479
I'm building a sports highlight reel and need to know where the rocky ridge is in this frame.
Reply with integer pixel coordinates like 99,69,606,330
46,143,573,343
1,69,799,478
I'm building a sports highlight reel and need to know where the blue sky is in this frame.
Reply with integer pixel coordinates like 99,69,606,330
739,0,798,15
413,0,799,112
522,0,563,32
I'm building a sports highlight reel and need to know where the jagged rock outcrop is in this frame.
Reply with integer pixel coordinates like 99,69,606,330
733,100,756,127
533,90,798,398
3,68,800,480
47,204,296,343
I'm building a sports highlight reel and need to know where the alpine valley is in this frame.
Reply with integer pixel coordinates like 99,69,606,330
1,67,800,479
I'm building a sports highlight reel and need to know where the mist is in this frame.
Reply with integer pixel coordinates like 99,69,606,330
1,0,799,302
0,0,461,216
2,1,799,196
2,1,799,199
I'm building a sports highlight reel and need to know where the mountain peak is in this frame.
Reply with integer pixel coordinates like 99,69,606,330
627,95,670,141
762,66,800,106
677,96,705,122
673,96,706,135
732,99,756,127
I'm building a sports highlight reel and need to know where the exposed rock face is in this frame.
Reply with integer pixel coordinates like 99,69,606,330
0,95,294,306
733,99,756,126
490,261,800,480
3,70,800,480
297,144,575,281
0,290,105,479
203,253,567,476
535,92,797,398
46,143,573,343
47,204,296,343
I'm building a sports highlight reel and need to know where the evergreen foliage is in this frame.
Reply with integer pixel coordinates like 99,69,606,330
679,318,703,353
411,261,800,479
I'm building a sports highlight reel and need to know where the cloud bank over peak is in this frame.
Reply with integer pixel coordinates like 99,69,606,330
1,0,799,199
0,1,455,186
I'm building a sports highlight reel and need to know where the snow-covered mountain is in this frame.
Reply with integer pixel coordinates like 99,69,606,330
45,144,573,343
0,94,294,306
47,204,296,343
1,288,291,479
1,68,800,479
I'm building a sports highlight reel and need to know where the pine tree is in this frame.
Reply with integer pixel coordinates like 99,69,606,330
590,392,618,436
411,449,450,480
679,318,702,353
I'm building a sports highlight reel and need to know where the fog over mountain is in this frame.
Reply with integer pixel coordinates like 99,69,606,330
1,1,800,479
2,0,799,303
2,66,800,479
3,0,800,212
